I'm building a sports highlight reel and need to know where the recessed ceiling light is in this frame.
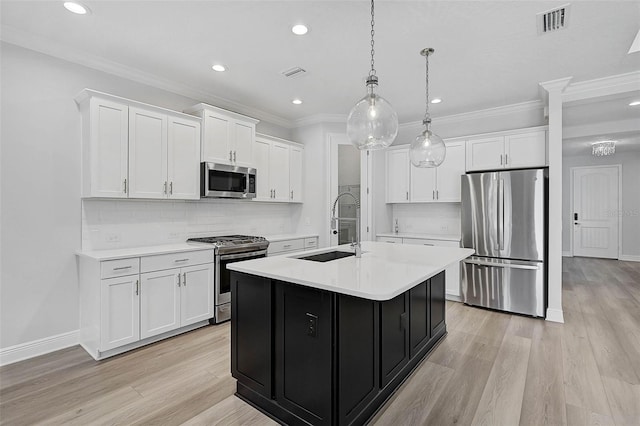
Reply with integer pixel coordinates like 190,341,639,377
211,64,226,72
629,100,640,106
63,2,90,15
292,99,303,105
431,98,442,104
291,24,309,35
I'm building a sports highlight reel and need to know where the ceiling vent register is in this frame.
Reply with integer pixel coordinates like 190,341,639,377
537,4,570,35
281,67,307,78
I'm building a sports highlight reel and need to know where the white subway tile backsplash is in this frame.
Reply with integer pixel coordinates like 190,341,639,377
82,199,297,250
392,203,461,236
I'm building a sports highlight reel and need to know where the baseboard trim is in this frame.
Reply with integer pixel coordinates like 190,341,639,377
546,308,565,323
620,255,640,262
562,251,573,257
445,294,462,302
0,330,79,366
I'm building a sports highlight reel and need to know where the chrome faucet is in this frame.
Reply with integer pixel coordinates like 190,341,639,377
331,192,361,258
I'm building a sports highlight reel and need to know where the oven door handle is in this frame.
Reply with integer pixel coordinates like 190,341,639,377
219,249,268,261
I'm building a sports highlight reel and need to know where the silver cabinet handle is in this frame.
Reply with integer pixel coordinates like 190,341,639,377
113,266,132,271
169,182,173,195
283,244,292,248
274,189,276,198
233,151,236,162
291,190,294,199
433,190,435,200
123,179,127,193
177,274,181,287
423,243,434,246
164,181,168,194
406,191,409,200
505,154,508,165
135,280,139,295
183,272,186,286
500,154,503,165
229,150,233,162
436,190,439,200
174,258,189,263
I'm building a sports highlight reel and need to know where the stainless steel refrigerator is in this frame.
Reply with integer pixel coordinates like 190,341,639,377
461,168,547,317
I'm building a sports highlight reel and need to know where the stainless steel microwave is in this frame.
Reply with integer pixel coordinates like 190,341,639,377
201,162,256,199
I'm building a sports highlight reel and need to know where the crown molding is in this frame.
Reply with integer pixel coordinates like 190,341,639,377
293,114,346,128
399,100,545,130
563,71,640,103
0,25,295,129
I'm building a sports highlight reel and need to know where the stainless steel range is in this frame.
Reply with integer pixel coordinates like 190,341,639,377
187,235,269,323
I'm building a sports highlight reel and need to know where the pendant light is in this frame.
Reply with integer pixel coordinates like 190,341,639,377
409,48,446,167
346,0,398,151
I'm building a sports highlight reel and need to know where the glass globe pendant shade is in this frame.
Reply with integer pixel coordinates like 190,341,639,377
409,126,446,167
347,85,399,151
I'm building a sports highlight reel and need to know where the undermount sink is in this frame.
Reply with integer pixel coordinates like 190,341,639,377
297,251,355,262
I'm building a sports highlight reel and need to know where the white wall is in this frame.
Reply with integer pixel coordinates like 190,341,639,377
562,152,640,257
0,43,292,350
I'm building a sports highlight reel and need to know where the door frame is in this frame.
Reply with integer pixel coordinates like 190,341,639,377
568,164,622,258
326,133,373,246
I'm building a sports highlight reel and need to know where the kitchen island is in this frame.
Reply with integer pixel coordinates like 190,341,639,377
228,241,474,426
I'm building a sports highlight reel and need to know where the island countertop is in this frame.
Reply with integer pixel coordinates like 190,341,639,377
227,241,474,301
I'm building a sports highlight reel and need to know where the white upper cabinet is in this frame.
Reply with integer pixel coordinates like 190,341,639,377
253,134,304,203
386,148,410,203
466,128,547,171
76,90,202,200
184,103,259,167
289,145,303,202
128,107,168,199
387,141,465,203
82,97,129,198
167,117,200,200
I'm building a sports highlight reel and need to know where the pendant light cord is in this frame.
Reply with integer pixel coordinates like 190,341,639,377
424,52,430,124
369,0,376,78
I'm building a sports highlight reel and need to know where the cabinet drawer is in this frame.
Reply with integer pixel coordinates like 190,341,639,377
304,237,318,250
377,237,402,244
268,239,304,255
101,258,140,279
141,250,214,273
402,238,460,247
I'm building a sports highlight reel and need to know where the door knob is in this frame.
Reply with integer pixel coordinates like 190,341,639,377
332,230,338,235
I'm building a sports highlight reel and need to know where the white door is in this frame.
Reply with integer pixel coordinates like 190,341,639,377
329,133,369,246
89,98,129,198
100,275,139,351
410,166,436,202
386,148,410,203
128,107,168,199
572,166,620,259
180,264,214,326
505,130,547,169
270,141,290,201
202,111,231,164
232,120,254,166
466,136,504,171
289,145,303,202
253,138,271,200
140,269,180,339
167,117,200,200
436,141,466,202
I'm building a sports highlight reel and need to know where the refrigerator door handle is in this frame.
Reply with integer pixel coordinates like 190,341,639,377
463,259,540,270
499,178,505,250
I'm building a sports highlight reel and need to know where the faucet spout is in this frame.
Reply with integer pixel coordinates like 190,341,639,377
331,192,361,258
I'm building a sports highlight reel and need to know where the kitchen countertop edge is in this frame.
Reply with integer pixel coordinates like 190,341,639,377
76,243,215,261
377,232,461,241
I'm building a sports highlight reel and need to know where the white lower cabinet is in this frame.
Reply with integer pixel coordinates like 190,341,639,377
376,236,462,299
79,248,214,360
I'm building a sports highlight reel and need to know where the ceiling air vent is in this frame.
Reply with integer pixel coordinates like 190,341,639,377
281,66,307,78
537,4,570,35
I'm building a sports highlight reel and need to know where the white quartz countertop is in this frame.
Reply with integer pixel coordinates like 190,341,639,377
377,233,461,242
76,243,214,261
263,233,319,242
228,241,474,301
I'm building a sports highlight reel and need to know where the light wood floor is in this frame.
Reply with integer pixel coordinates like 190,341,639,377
1,257,639,425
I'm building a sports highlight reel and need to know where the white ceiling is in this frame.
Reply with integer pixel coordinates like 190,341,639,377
1,0,639,128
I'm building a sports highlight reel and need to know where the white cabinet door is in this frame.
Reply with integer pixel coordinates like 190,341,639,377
140,269,180,339
167,117,200,200
466,136,504,172
253,138,271,200
88,98,129,198
386,149,410,203
290,145,303,202
270,141,290,201
436,141,465,202
100,275,140,351
410,166,436,202
232,121,254,166
505,130,546,168
180,264,214,326
128,107,168,199
202,111,232,164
